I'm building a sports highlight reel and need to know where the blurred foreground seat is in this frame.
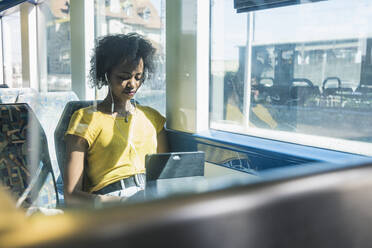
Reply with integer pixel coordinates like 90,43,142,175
1,159,372,247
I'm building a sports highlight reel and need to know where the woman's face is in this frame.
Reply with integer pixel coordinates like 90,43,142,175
108,58,144,101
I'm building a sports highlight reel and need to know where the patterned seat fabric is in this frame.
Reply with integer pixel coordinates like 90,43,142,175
0,104,58,208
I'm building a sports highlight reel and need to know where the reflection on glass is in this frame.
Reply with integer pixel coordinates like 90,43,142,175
210,0,372,144
39,0,72,91
3,11,22,88
94,0,166,115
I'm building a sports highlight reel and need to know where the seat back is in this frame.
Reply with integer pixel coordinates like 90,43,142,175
0,103,58,208
54,101,99,183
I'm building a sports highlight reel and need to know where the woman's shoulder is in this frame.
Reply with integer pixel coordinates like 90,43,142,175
70,105,107,125
73,105,101,116
136,105,166,131
137,105,163,117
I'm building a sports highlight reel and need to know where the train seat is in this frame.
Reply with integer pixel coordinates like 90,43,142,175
0,103,59,209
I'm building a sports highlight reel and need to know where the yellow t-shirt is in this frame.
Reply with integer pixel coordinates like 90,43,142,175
65,105,166,193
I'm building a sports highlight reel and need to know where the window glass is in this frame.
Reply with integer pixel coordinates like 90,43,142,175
94,0,166,115
39,0,72,91
210,0,372,154
2,10,22,88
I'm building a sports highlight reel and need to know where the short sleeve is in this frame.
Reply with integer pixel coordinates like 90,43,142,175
65,108,100,147
143,106,166,133
155,113,166,133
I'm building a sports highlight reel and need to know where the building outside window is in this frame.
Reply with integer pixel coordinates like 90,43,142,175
123,0,133,16
210,0,372,155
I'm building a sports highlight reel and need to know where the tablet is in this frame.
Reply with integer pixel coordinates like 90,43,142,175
145,151,205,181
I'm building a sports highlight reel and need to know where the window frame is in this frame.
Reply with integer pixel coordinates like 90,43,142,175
166,0,372,158
207,0,372,157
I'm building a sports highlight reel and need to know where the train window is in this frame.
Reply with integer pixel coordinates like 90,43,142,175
94,0,166,115
210,0,372,155
2,9,22,88
39,0,72,92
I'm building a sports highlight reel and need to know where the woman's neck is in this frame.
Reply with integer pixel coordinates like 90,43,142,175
102,96,134,114
114,99,132,111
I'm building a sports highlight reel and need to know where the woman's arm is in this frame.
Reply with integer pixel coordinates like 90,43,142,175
64,135,118,206
157,128,169,153
65,126,168,205
64,135,96,206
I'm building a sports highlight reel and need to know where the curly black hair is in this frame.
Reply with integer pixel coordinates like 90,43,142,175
89,33,156,89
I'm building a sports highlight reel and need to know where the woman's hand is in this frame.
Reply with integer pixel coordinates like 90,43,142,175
157,128,169,153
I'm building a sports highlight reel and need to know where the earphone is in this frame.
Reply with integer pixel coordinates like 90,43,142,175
106,72,136,122
104,72,109,83
110,90,115,115
105,73,140,172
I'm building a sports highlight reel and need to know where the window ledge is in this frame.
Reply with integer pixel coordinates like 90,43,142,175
189,129,368,164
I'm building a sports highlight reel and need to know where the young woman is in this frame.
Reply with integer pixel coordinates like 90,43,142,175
64,33,168,205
